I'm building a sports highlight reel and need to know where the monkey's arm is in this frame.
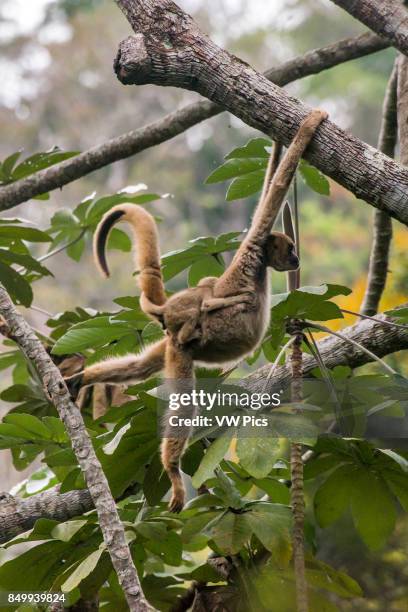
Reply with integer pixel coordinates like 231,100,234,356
201,292,253,312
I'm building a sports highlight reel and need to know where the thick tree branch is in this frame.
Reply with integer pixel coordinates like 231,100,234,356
0,488,93,545
0,308,406,544
331,0,408,57
0,33,388,211
360,62,398,316
247,309,408,391
0,285,148,612
112,0,408,225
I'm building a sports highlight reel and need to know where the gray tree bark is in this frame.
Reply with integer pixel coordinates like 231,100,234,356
331,0,408,57
113,0,408,225
360,63,398,316
0,285,149,612
0,33,387,211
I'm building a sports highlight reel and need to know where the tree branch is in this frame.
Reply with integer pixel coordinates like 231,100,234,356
0,33,388,211
0,285,149,612
0,488,93,545
0,307,406,544
331,0,408,57
112,0,408,225
247,308,408,391
360,62,398,316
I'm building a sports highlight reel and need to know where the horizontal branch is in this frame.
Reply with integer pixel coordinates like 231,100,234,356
331,0,408,57
0,308,406,544
247,310,408,391
114,0,408,226
0,488,93,544
0,33,388,211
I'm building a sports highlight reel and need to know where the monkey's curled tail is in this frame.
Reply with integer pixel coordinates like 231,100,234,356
94,203,166,306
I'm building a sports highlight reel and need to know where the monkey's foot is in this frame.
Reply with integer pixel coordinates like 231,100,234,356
168,491,185,513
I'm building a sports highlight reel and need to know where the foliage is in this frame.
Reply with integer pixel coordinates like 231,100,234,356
0,111,407,609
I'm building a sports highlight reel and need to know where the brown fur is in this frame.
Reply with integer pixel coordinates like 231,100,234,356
68,109,328,512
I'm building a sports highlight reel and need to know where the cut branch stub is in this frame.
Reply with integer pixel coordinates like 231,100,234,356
114,0,408,225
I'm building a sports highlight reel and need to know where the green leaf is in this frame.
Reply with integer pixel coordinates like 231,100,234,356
206,158,267,184
0,249,51,276
299,160,330,195
379,449,408,473
225,138,271,159
246,503,292,565
191,436,230,488
227,170,265,201
61,548,105,593
383,470,408,512
314,464,356,528
52,317,130,355
107,228,132,252
51,520,88,542
144,529,183,566
350,468,396,550
11,148,78,181
4,413,52,439
0,226,51,242
385,306,408,323
236,437,280,479
0,541,68,591
188,255,224,286
253,478,290,504
206,511,252,555
0,151,22,181
0,261,33,306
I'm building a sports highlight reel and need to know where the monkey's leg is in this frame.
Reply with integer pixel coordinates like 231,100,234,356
66,338,166,390
201,292,253,312
161,339,195,513
176,309,202,345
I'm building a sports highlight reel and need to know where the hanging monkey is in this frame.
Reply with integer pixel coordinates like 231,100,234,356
67,109,328,511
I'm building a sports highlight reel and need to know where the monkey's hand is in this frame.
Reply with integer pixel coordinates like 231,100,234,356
201,293,253,313
64,372,84,401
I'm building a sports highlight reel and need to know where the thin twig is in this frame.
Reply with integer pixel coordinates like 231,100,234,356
262,336,297,392
341,307,408,330
306,322,397,375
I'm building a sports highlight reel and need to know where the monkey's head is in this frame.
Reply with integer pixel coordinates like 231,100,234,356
265,232,299,271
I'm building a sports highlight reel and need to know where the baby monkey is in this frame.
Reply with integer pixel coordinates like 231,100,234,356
70,109,328,512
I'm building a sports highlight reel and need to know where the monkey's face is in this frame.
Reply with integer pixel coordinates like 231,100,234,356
265,232,299,271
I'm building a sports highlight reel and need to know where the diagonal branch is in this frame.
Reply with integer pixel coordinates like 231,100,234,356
0,307,406,545
0,32,388,211
0,284,149,612
247,307,408,392
331,0,408,57
113,0,408,225
360,62,398,316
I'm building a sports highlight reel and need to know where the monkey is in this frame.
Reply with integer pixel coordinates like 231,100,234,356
66,109,328,512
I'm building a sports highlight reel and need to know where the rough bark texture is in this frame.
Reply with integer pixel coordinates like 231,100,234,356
247,309,408,392
331,0,408,56
0,33,387,211
113,0,408,225
0,285,149,612
290,330,308,612
398,53,408,164
360,63,398,316
0,487,93,544
0,310,406,545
